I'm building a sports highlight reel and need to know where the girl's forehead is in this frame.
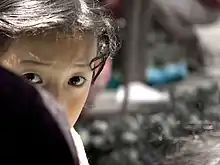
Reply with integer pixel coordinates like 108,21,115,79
7,32,97,64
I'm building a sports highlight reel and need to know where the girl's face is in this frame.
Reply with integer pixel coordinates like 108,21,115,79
0,32,97,126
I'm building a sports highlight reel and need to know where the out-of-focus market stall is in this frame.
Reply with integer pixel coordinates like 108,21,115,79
76,0,220,164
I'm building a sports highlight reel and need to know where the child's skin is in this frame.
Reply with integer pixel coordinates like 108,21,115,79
0,32,97,126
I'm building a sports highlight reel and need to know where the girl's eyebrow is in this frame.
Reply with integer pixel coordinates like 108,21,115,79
20,59,53,66
20,57,91,68
73,63,90,68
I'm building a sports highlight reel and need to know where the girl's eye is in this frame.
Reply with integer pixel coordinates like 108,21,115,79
22,73,43,84
68,76,86,87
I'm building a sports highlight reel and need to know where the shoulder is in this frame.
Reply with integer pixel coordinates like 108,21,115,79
71,128,90,165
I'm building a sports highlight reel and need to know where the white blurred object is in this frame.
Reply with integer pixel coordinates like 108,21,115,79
116,82,169,103
195,18,220,77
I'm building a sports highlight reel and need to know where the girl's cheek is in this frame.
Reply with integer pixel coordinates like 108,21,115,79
66,88,90,126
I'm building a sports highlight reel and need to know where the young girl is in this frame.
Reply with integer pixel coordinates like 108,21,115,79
0,0,117,164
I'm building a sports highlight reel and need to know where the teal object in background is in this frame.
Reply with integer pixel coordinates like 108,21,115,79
107,61,189,89
107,73,122,89
146,61,188,85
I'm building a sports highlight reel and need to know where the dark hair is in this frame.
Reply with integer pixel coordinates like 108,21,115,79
0,0,118,83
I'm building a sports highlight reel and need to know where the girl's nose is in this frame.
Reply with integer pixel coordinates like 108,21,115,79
43,83,60,100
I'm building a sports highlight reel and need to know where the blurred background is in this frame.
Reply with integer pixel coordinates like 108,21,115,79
76,0,220,164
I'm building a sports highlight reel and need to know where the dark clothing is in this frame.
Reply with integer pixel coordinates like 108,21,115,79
0,66,78,165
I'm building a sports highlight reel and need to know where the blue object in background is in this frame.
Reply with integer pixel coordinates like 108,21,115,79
146,61,188,85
